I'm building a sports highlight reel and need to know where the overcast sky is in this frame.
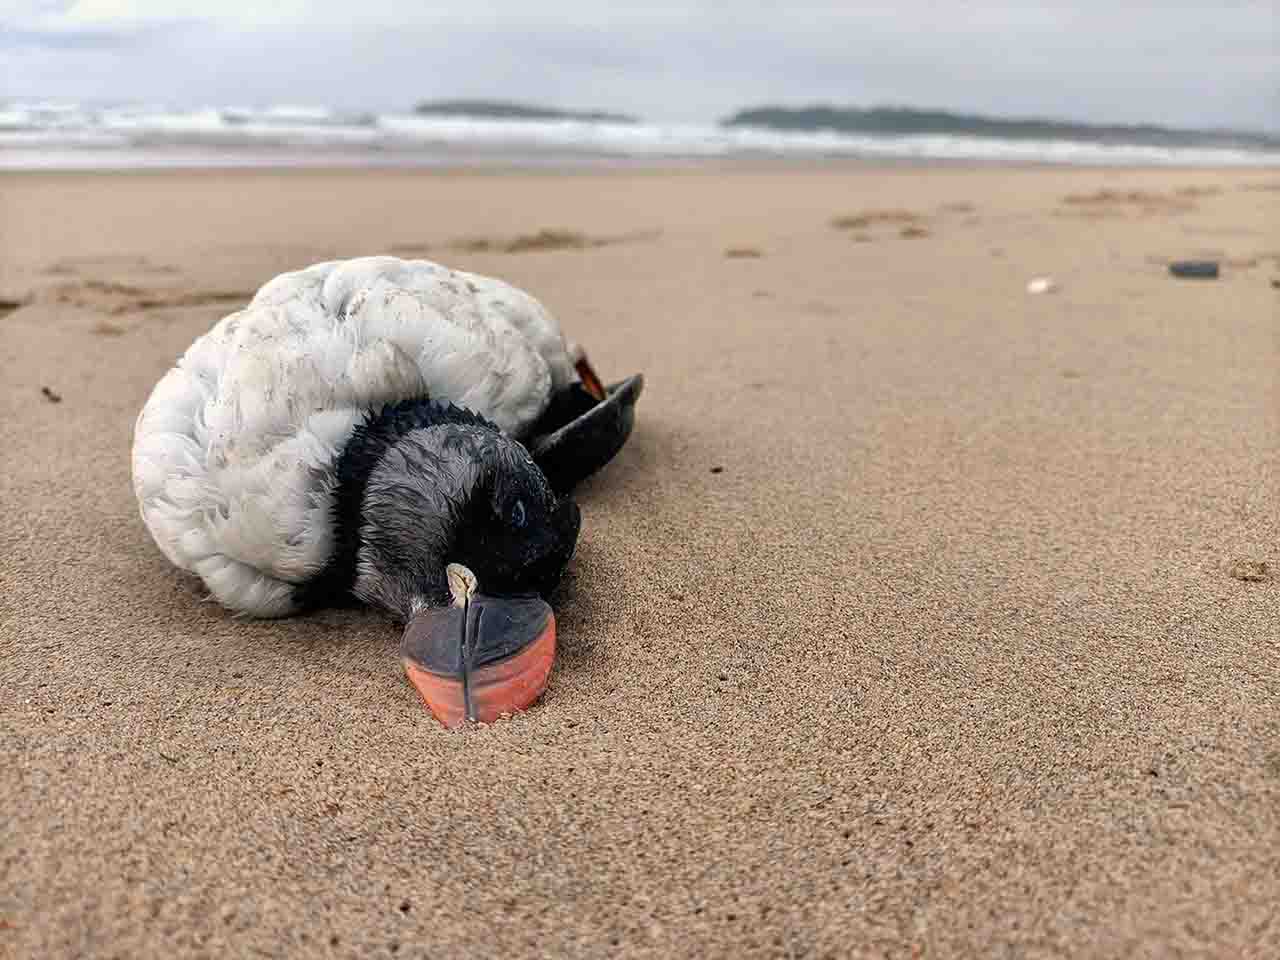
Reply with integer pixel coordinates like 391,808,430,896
2,1,1277,130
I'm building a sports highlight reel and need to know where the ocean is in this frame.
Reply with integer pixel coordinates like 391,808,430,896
3,101,1278,171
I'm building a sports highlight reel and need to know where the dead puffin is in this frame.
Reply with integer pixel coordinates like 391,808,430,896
131,255,642,726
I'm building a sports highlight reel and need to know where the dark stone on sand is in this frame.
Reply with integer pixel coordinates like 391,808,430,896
1168,260,1220,279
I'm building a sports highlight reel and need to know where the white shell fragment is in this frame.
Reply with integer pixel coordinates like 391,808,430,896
1026,276,1058,295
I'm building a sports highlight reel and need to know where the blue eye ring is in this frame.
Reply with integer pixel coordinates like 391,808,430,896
510,500,526,528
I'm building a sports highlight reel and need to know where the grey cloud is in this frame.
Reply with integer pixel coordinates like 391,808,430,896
2,26,144,48
0,6,204,52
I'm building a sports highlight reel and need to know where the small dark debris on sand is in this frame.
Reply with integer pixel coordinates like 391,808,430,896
0,296,29,318
1228,560,1270,583
900,226,931,239
1168,260,1219,280
41,386,62,404
724,247,763,259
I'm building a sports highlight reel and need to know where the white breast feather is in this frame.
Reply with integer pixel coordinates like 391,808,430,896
131,256,579,618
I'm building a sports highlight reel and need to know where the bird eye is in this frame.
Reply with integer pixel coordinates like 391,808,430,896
510,500,526,528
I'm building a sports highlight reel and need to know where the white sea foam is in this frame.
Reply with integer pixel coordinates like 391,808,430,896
2,101,1277,169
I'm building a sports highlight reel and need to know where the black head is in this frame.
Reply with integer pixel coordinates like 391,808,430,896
450,438,581,598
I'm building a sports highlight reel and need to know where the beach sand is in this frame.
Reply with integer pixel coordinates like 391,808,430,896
1,163,1277,958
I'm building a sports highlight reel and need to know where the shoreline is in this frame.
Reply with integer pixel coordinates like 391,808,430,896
5,143,1280,175
4,154,1280,178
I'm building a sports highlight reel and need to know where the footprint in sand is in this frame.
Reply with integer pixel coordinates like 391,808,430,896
43,254,178,277
51,281,254,317
933,202,984,229
388,242,434,256
830,209,920,231
830,209,938,241
801,301,843,317
449,228,658,255
1174,185,1223,198
90,319,128,337
1057,188,1200,218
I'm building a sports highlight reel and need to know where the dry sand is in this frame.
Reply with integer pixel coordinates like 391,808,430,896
1,164,1277,958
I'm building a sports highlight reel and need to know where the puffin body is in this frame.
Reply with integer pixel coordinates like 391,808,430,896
131,256,640,639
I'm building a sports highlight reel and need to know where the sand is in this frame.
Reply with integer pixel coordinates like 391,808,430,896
1,163,1277,958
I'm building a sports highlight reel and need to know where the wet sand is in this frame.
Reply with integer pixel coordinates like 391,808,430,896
1,163,1277,957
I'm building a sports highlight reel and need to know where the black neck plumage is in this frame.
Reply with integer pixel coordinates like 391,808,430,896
294,397,501,612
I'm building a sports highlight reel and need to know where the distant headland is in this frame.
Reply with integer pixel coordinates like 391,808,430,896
413,100,638,124
721,105,1280,150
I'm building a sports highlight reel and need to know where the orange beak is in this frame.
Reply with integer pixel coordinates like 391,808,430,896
402,594,556,728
